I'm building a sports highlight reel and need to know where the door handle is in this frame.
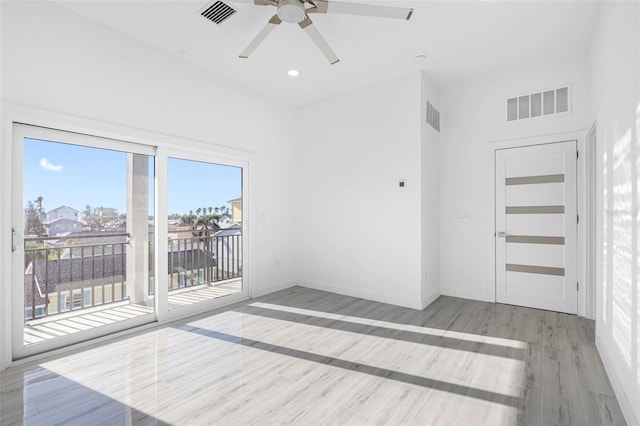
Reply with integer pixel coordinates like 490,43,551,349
12,228,22,252
497,231,510,238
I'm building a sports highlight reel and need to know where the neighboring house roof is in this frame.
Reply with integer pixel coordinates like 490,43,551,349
42,217,80,225
194,224,218,230
214,223,242,237
218,219,239,230
48,205,79,214
24,247,215,306
49,232,73,241
25,254,127,307
227,197,241,203
192,224,219,237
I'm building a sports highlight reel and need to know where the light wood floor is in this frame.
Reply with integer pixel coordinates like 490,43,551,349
1,286,626,425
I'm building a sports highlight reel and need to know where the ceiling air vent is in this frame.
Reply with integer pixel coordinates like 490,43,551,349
507,85,571,122
426,100,440,132
199,1,237,25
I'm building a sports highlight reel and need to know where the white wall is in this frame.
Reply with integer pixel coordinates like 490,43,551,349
438,59,590,302
420,72,441,307
295,72,425,309
0,1,297,370
589,2,640,425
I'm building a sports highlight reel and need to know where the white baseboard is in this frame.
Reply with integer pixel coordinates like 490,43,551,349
297,280,424,310
596,335,638,426
440,286,491,303
421,291,441,310
251,280,298,298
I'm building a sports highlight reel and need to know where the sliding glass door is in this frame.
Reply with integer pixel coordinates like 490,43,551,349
11,123,250,359
12,124,157,358
164,155,245,313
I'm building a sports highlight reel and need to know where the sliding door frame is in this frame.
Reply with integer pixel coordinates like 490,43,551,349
11,123,158,359
1,102,256,365
155,147,250,323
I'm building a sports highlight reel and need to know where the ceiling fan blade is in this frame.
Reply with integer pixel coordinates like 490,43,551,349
239,15,282,59
299,16,339,64
308,0,413,20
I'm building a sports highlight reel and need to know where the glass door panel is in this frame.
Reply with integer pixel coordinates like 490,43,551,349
13,125,156,357
166,157,243,311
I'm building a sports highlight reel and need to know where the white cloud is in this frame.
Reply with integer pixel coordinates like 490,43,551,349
39,158,63,172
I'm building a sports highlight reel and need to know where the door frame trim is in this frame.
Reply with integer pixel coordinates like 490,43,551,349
585,122,598,320
485,130,589,317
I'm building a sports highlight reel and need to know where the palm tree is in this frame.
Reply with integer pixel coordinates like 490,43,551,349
195,215,218,236
208,207,213,215
35,196,44,218
196,208,202,217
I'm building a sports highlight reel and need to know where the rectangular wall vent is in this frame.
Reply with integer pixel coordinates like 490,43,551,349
426,101,440,132
507,85,571,122
200,1,237,25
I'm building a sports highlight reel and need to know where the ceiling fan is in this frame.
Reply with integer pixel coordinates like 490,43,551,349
231,0,413,64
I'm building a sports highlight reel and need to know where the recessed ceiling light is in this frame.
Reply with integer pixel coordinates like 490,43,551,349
288,69,300,77
414,54,426,63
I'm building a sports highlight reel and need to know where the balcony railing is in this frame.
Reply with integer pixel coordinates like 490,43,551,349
24,231,242,321
149,233,242,295
24,233,129,321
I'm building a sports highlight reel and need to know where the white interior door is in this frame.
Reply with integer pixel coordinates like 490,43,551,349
495,141,577,314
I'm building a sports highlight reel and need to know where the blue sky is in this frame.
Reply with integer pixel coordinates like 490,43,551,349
167,157,242,217
24,138,242,217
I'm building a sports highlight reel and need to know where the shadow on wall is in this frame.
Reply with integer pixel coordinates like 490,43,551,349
601,100,640,402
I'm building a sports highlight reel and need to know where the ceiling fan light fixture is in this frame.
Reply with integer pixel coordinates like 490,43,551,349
277,0,306,23
239,0,414,63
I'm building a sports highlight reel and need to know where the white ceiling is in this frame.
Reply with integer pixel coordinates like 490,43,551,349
54,0,601,106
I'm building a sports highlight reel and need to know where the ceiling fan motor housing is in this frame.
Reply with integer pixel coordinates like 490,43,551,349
277,0,306,23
